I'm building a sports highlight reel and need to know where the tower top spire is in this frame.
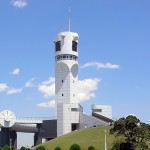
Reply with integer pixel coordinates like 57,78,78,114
68,9,71,32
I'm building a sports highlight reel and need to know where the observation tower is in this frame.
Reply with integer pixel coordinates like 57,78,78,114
54,20,80,136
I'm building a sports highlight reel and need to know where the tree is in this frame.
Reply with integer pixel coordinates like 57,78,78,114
54,147,62,150
69,144,81,150
111,141,120,150
110,115,150,149
88,146,96,150
110,139,124,150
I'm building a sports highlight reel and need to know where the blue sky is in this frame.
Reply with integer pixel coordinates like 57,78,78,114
0,0,150,147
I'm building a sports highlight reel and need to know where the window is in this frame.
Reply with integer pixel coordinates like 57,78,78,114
72,41,78,52
63,55,66,59
94,109,102,112
71,108,78,111
55,54,78,61
55,41,61,52
62,94,63,96
70,55,72,60
62,80,63,83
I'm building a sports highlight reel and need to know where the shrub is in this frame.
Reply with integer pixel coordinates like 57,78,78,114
69,144,81,150
20,147,26,150
1,145,11,150
54,147,62,150
35,146,46,150
88,146,96,150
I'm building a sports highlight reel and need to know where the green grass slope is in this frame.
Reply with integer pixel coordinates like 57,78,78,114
33,127,114,150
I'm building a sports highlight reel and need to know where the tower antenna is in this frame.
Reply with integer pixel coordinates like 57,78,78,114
68,9,71,32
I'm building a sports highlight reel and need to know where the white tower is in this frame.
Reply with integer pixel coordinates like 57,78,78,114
54,30,80,136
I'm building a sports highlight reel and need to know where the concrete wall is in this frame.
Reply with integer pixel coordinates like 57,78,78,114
91,104,112,119
57,103,79,136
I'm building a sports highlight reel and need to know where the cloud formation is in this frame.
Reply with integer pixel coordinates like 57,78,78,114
81,61,120,69
0,82,23,95
38,77,101,108
38,77,55,98
11,0,28,8
25,77,36,87
37,100,55,108
0,83,8,92
78,78,100,102
10,68,20,75
7,88,22,95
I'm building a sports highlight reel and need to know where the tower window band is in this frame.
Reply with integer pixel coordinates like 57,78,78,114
55,54,78,61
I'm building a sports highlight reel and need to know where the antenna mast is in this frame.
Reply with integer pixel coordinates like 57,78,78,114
68,9,71,32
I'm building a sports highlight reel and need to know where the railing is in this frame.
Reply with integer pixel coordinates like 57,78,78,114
16,116,57,124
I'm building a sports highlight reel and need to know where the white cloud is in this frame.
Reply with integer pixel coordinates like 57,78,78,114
0,83,23,95
10,68,20,75
25,77,36,87
38,77,55,98
38,77,100,108
7,88,22,95
11,0,28,8
78,78,101,102
42,77,55,85
81,61,120,69
0,83,8,92
37,100,55,108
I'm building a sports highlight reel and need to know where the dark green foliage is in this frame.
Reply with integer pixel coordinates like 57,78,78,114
111,142,120,150
110,115,150,149
0,146,30,150
35,146,46,150
20,146,31,150
136,142,148,150
88,145,96,150
54,147,61,150
20,146,26,150
69,144,81,150
111,140,122,150
1,145,11,150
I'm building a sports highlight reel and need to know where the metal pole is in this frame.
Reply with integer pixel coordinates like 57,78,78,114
10,139,12,149
104,129,107,150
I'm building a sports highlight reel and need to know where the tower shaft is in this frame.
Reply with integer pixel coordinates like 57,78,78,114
54,31,80,136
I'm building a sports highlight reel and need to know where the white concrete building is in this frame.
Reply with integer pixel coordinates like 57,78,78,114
91,104,112,119
54,31,80,136
54,30,113,137
0,17,113,149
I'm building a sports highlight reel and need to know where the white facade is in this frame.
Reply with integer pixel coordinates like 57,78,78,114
54,31,80,137
91,104,112,119
57,103,80,136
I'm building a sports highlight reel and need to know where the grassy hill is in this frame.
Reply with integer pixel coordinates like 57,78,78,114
33,126,150,150
33,126,114,150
